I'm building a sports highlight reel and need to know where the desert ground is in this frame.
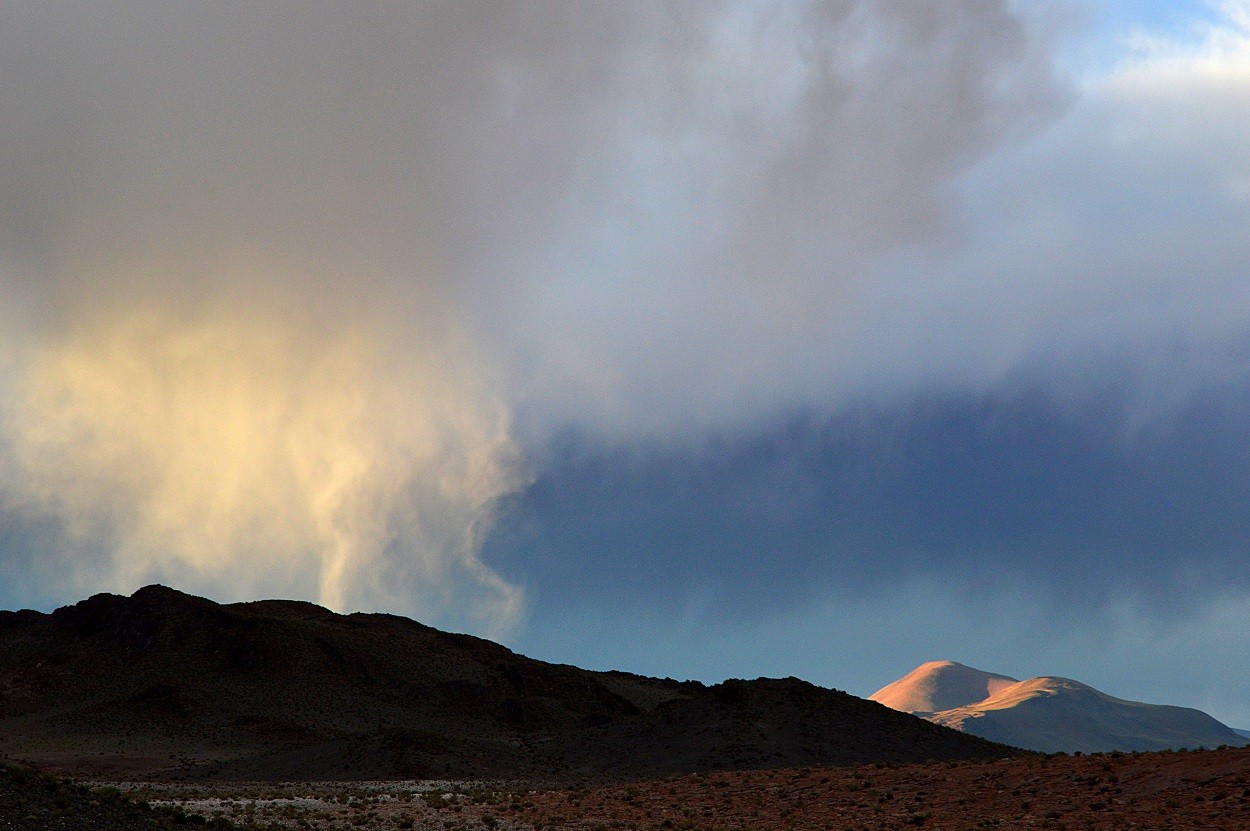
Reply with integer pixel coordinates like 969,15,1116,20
59,746,1247,831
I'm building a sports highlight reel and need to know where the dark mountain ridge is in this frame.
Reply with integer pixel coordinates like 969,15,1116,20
0,585,1015,782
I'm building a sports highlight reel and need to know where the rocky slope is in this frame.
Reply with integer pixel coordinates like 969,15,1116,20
0,587,1015,781
872,660,1246,753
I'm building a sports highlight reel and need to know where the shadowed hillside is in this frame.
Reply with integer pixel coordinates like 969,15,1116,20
0,586,1015,782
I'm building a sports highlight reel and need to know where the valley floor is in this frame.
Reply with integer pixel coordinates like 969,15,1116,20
90,746,1250,831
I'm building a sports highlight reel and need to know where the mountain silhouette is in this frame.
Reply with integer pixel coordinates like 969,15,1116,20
0,587,1014,781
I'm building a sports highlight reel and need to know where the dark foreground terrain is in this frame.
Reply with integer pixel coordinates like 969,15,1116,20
40,746,1250,831
0,585,1010,782
0,762,246,830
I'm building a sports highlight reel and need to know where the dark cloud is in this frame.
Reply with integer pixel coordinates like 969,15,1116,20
489,378,1250,619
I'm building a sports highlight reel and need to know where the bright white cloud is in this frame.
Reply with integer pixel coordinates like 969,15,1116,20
448,0,1248,444
455,1,1069,440
764,0,1250,424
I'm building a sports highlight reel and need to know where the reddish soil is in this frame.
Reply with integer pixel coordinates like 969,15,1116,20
494,746,1250,831
113,747,1250,830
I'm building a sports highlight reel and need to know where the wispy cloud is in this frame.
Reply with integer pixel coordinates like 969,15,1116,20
1,296,525,634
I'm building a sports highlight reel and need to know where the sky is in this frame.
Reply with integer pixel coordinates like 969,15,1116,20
1,1,1249,724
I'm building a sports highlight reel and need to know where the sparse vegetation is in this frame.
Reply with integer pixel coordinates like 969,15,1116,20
18,746,1237,831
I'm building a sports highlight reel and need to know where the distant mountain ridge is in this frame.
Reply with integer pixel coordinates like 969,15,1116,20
871,660,1246,754
0,587,1016,781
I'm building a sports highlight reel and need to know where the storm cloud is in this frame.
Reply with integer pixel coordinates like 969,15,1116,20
0,1,1070,621
0,0,1248,681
